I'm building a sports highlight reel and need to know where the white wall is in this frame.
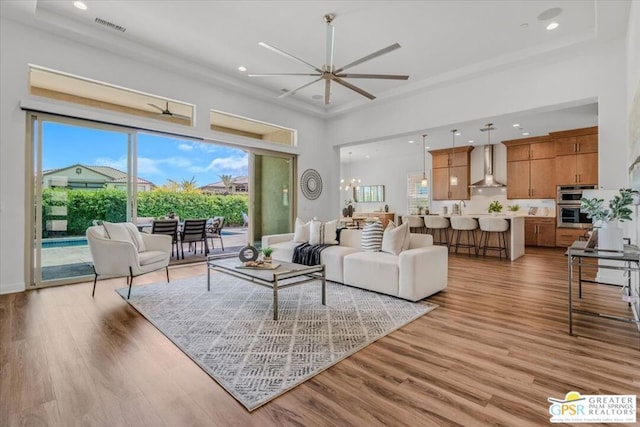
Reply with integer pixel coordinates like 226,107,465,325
627,1,640,114
327,38,629,193
0,17,332,294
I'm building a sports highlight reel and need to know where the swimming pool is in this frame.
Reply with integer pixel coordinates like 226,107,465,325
42,237,88,248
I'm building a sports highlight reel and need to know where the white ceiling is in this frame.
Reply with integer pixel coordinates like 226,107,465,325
0,0,629,158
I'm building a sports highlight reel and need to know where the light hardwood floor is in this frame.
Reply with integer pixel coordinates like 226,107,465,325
1,248,638,426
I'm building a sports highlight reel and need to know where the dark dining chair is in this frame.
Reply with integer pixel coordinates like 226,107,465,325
151,219,179,257
180,219,208,259
206,216,225,251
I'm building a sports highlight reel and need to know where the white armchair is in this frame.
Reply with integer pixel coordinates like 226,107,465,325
86,223,172,299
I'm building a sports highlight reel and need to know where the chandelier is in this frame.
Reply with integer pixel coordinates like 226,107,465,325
340,151,361,192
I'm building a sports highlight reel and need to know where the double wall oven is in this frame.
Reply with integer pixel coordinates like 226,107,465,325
557,185,597,228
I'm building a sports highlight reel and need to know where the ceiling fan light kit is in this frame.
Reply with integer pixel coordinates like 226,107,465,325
249,13,409,105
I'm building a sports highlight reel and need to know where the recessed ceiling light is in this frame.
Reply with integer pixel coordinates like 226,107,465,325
512,123,520,127
425,146,430,150
408,140,415,144
73,1,88,10
522,132,530,136
237,65,247,72
468,140,474,143
455,132,461,136
547,22,559,31
365,155,370,159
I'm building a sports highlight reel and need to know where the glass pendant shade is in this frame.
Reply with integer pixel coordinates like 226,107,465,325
449,129,458,186
421,134,428,187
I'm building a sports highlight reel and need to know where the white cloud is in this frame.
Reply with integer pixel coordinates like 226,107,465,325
188,154,248,174
178,143,194,151
93,155,127,171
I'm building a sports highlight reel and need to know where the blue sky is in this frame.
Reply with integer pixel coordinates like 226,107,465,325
42,121,248,187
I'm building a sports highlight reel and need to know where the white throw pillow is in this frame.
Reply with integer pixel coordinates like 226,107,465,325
381,221,409,255
361,221,383,252
124,222,146,252
401,220,411,251
102,222,145,253
292,217,311,243
309,219,338,245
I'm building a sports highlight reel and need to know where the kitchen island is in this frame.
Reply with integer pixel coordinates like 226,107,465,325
436,214,525,261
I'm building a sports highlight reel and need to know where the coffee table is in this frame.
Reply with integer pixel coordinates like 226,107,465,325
207,256,326,320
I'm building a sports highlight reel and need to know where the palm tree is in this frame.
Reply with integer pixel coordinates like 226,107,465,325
180,177,199,193
219,174,234,195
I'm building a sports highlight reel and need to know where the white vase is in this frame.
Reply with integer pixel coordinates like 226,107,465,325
597,221,624,251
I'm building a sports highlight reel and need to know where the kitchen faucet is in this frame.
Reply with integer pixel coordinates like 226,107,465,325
458,200,466,214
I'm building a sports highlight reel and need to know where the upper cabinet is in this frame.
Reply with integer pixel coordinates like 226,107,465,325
550,127,598,185
503,126,598,198
502,136,556,199
429,146,473,200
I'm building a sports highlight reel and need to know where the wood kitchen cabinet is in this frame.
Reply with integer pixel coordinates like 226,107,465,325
429,146,472,200
556,228,588,248
503,136,556,199
524,217,556,247
551,127,598,185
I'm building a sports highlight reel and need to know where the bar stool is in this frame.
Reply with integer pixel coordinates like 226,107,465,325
424,216,450,246
450,216,478,256
478,217,509,259
406,215,425,233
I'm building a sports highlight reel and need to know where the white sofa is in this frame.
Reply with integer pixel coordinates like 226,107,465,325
262,229,447,301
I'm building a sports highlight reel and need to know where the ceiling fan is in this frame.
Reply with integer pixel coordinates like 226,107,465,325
147,101,190,120
248,13,409,105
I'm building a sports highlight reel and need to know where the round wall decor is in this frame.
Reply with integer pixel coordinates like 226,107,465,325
300,169,323,200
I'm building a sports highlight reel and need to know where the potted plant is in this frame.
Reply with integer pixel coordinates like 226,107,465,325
261,247,274,263
488,200,503,215
580,188,639,250
507,204,520,216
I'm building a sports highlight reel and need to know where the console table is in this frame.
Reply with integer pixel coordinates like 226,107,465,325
566,241,640,336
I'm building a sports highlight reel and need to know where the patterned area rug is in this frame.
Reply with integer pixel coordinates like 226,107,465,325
116,275,437,411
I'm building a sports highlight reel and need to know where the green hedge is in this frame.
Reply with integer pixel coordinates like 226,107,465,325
42,188,248,236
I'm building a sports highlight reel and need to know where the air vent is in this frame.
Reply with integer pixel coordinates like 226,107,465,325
94,17,126,33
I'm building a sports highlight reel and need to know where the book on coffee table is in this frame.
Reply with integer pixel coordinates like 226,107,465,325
236,262,281,270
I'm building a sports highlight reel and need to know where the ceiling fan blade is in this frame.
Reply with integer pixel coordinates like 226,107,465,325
169,111,191,120
324,79,331,105
331,75,376,100
326,22,335,71
334,43,402,73
258,42,323,73
248,73,322,77
147,103,165,113
278,77,323,99
336,73,409,80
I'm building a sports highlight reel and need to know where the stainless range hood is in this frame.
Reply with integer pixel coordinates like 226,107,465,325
469,144,506,188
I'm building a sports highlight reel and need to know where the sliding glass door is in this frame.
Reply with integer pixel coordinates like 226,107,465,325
29,114,133,287
27,114,277,287
250,152,295,245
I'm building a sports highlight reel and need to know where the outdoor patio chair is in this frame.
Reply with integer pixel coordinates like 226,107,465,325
206,216,225,251
151,219,179,257
86,222,171,299
180,219,208,259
